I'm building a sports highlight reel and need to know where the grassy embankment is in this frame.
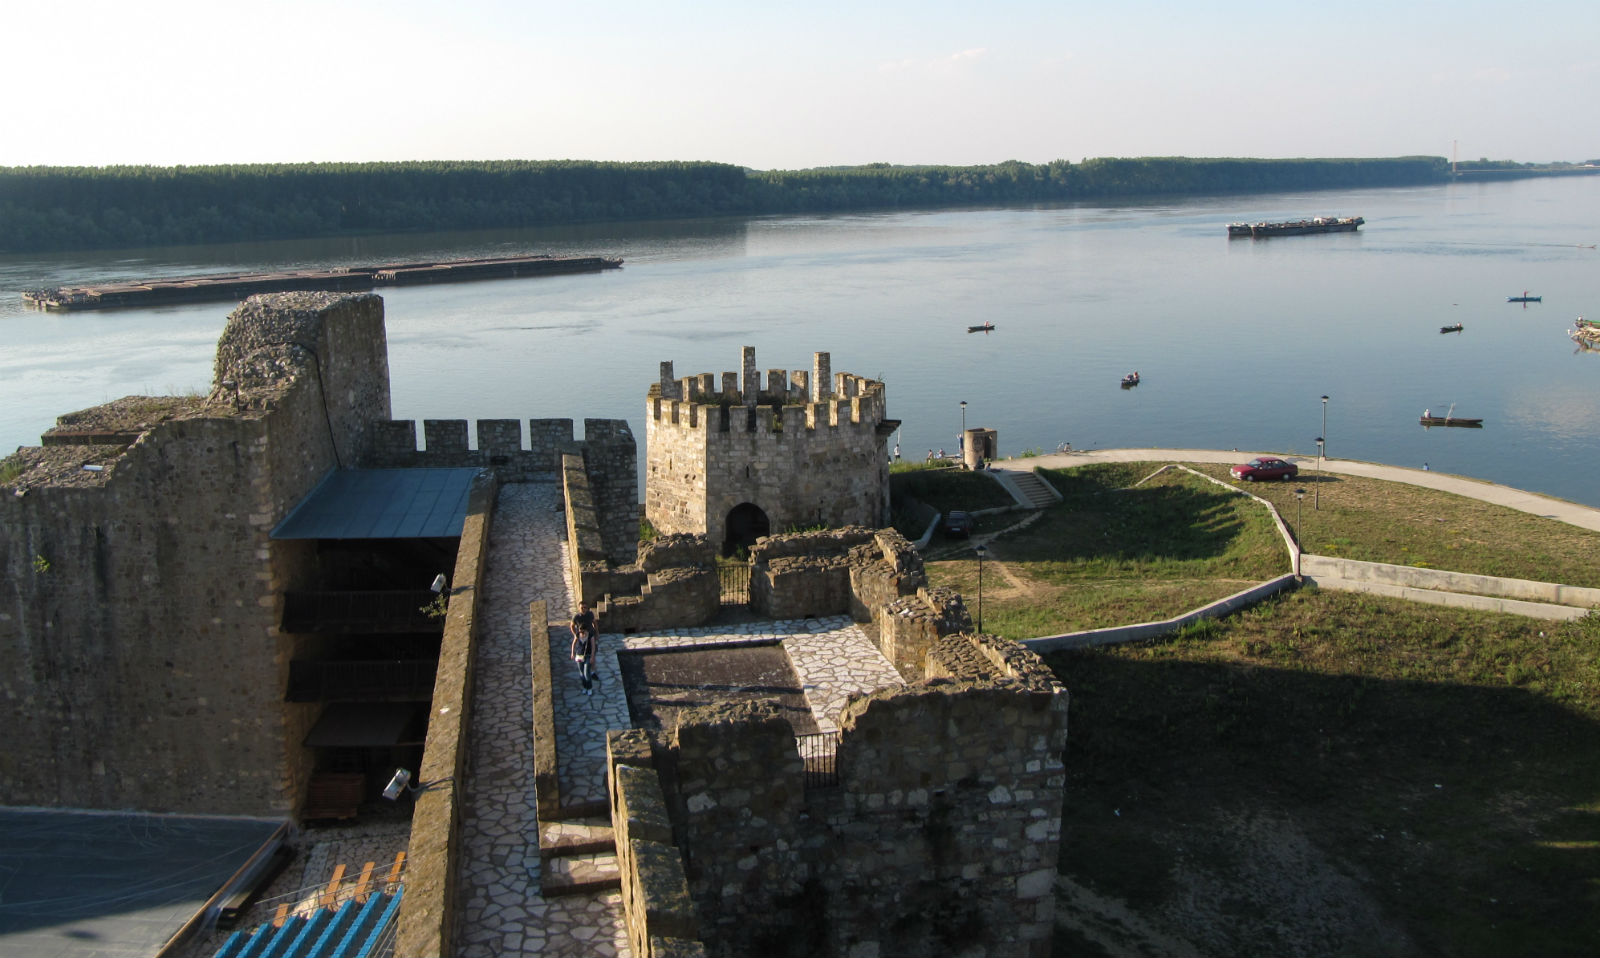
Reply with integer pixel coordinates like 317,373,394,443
910,461,1600,639
890,460,1600,954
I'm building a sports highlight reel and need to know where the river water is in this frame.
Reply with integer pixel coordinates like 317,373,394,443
2,176,1597,504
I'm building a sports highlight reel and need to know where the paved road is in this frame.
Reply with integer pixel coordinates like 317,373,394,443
1015,448,1600,533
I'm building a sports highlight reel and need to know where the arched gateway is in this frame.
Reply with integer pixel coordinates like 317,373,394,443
722,502,770,557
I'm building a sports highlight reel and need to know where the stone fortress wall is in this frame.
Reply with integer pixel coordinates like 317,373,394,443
607,631,1067,958
645,347,898,550
0,291,634,817
580,517,1063,956
0,292,390,814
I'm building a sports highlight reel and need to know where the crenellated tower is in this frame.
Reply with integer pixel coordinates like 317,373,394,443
646,347,898,553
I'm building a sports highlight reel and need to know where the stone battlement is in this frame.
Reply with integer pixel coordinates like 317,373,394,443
366,417,575,475
645,392,885,436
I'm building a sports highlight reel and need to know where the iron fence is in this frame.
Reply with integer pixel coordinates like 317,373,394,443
717,564,750,606
796,731,840,789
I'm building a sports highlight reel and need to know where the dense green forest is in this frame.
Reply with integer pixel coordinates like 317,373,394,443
0,156,1457,253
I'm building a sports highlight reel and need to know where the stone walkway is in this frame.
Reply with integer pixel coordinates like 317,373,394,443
455,481,629,958
455,480,910,956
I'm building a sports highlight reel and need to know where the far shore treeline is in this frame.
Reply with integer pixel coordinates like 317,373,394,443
0,154,1509,253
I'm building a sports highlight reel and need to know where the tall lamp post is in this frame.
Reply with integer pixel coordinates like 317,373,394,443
1315,437,1324,510
974,543,987,633
960,400,968,461
1295,488,1306,569
1321,395,1329,460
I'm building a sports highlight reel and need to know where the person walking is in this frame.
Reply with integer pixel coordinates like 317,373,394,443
570,601,600,695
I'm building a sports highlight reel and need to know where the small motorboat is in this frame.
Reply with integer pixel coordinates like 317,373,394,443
1440,323,1463,333
967,322,996,333
1120,371,1141,388
1419,403,1482,428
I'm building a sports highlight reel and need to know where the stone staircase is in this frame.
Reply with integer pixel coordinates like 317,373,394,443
539,816,621,897
1003,469,1060,509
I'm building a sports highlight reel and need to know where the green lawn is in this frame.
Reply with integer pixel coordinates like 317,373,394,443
928,463,1287,636
1045,589,1600,956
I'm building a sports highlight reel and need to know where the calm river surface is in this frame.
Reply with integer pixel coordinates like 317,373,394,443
2,176,1597,504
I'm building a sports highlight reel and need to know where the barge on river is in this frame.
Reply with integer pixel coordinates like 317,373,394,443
1227,216,1364,238
21,254,623,311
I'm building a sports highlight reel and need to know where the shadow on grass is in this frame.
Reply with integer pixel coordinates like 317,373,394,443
1016,468,1257,567
1046,646,1600,956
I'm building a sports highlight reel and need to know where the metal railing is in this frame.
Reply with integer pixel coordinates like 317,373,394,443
796,731,840,789
717,565,750,606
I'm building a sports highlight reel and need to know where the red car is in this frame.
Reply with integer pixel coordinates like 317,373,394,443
1230,456,1299,482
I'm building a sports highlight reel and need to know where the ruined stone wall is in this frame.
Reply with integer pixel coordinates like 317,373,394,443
876,586,972,681
662,703,818,956
644,349,895,549
748,526,883,621
821,674,1066,957
606,730,706,958
651,644,1068,958
0,291,387,814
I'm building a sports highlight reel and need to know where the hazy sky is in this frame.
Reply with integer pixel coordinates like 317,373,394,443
5,0,1595,169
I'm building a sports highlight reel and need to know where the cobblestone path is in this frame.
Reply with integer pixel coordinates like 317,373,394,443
455,481,629,958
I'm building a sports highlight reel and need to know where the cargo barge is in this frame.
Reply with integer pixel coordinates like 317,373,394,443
21,254,623,311
1227,216,1364,238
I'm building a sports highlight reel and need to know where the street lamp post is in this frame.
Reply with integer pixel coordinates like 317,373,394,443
1295,488,1306,578
1321,395,1329,460
974,543,987,633
1315,437,1324,510
960,400,968,462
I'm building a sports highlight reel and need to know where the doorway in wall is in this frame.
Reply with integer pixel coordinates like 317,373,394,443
723,502,770,557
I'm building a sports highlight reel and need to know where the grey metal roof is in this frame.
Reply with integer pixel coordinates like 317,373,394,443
271,468,481,540
0,808,283,958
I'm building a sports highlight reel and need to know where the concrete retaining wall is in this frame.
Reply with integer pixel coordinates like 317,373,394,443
1306,576,1592,621
1024,574,1301,653
1302,554,1600,609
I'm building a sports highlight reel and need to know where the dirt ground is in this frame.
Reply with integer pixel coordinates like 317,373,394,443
618,642,819,735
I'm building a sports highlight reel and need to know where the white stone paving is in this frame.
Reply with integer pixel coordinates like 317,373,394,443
615,617,905,734
455,480,629,958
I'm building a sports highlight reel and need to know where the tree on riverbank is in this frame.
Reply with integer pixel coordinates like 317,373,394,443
0,155,1454,253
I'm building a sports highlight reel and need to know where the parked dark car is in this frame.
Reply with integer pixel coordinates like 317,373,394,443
943,510,973,537
1230,456,1299,482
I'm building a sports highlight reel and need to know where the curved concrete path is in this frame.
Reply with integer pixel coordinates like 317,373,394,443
1012,448,1600,532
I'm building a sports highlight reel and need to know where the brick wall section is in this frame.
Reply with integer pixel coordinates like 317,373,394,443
395,470,496,958
0,291,387,814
